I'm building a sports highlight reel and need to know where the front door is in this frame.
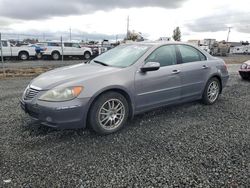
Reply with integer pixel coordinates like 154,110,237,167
135,45,181,112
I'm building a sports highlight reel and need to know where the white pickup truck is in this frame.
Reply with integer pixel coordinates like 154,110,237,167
42,42,93,60
0,40,36,60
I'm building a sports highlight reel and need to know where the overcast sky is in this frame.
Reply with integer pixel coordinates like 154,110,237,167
0,0,250,41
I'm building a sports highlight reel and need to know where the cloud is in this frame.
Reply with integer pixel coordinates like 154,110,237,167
0,30,126,41
185,10,250,33
0,0,187,20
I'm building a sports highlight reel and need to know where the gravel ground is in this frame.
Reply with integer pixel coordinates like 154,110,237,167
0,65,249,187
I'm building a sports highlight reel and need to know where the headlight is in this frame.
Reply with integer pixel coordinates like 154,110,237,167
241,64,247,69
39,86,83,102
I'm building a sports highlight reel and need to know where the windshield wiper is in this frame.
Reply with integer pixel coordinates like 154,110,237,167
93,60,109,66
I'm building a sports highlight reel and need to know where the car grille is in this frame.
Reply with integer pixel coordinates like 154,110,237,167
24,87,40,100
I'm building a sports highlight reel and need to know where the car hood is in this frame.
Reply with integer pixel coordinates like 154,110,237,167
30,63,121,90
243,60,250,65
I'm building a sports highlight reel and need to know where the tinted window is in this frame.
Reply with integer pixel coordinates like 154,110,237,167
145,45,177,67
64,43,72,47
178,45,206,63
72,43,80,48
48,42,60,46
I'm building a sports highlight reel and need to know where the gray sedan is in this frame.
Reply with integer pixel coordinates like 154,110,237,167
20,42,229,134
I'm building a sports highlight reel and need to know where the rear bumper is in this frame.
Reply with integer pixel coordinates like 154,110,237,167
221,74,229,89
20,97,90,129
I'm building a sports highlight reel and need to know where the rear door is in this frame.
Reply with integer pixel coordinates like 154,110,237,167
176,44,210,99
1,41,11,56
135,45,182,111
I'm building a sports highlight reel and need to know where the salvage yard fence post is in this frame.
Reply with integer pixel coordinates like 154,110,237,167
0,32,5,77
61,36,64,63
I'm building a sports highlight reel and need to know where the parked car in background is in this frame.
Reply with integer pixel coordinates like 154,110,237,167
41,42,93,60
199,44,211,54
20,42,229,135
0,40,36,60
239,60,250,80
28,43,47,59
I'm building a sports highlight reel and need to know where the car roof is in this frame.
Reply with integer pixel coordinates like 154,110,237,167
125,41,193,47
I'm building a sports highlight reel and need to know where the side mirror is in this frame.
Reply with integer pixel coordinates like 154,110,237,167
140,62,160,72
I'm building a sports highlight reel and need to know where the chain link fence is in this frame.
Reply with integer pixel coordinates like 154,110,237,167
0,32,120,78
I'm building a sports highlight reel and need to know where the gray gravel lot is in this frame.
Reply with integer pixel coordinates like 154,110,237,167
0,65,249,187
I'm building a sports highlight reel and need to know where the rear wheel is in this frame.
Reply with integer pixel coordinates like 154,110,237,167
88,92,129,135
52,51,60,60
202,77,221,105
19,52,29,61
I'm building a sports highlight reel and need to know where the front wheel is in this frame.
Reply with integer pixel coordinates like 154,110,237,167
88,92,129,135
52,52,60,60
83,52,91,60
202,77,221,105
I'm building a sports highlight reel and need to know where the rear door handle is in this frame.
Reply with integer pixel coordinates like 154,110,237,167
172,70,181,74
202,65,208,69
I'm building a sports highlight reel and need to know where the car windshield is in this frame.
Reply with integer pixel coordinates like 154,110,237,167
90,44,151,68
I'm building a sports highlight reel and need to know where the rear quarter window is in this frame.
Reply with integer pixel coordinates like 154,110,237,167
178,45,206,63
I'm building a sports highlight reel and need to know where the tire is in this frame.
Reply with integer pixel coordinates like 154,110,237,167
88,92,129,135
52,51,60,60
83,52,91,60
19,51,29,61
36,53,42,59
202,77,221,105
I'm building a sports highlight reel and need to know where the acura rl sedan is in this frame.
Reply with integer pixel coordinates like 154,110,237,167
20,42,229,134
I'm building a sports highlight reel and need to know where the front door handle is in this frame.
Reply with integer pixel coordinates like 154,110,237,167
202,65,208,69
172,70,181,74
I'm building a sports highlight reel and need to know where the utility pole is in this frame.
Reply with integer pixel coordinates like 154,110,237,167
115,35,118,43
0,32,5,77
126,16,130,40
60,36,64,62
227,27,232,42
69,27,72,41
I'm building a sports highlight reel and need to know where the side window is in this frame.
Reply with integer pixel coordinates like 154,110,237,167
72,43,80,48
48,42,60,46
1,41,8,47
178,45,206,63
64,43,72,47
145,45,177,67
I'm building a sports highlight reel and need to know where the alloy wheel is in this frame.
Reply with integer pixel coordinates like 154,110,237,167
98,99,125,130
207,81,219,103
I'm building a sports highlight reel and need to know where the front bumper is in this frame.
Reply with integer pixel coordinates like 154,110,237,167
239,69,250,79
20,97,91,129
